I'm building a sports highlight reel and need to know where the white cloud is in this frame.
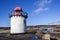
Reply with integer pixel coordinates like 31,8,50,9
34,8,48,13
43,8,49,11
33,0,52,13
34,8,43,13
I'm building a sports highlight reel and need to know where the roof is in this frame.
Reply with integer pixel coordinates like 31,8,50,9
14,7,22,11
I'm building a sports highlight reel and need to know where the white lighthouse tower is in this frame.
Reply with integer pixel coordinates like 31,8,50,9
9,7,27,34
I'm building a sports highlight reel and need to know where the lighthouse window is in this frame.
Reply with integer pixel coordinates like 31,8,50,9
15,10,21,12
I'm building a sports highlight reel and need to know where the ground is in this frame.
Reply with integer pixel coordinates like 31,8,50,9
0,33,34,40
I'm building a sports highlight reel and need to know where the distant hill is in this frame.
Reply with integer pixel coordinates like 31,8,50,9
0,27,10,29
0,25,60,29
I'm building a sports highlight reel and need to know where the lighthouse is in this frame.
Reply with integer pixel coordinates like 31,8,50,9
9,7,27,34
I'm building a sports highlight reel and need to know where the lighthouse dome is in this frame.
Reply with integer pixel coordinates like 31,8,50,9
14,7,22,11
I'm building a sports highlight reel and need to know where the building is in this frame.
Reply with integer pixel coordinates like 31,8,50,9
9,7,28,34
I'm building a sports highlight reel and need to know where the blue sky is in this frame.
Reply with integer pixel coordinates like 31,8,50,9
0,0,60,27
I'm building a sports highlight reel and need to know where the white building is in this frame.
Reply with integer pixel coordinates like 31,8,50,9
9,7,27,34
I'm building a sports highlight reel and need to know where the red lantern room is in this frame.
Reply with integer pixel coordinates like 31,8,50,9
14,7,22,16
9,6,28,18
